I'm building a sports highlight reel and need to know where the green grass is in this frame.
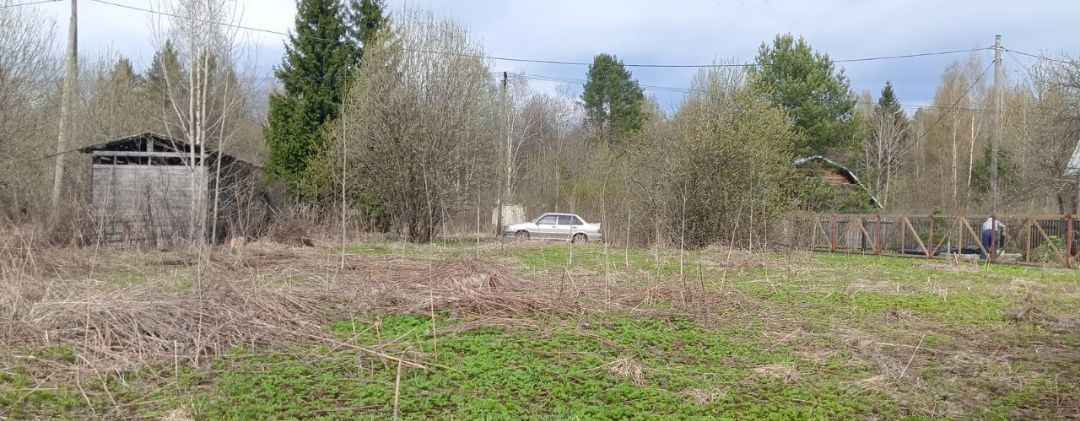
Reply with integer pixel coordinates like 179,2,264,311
196,314,900,419
496,243,704,277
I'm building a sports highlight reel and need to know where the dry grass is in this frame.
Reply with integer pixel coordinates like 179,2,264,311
2,227,1078,418
0,235,707,377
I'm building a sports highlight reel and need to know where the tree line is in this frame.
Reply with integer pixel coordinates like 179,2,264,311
1,0,1079,247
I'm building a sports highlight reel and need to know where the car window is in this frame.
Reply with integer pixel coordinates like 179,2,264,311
537,215,557,225
558,215,577,225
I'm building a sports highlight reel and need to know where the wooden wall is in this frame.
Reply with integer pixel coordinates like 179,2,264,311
91,163,206,247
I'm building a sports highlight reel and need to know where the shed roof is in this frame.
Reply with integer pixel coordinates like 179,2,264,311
78,132,253,166
794,155,883,209
1068,139,1080,176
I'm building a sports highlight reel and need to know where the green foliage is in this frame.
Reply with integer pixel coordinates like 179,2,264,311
340,12,495,242
749,34,858,157
582,54,646,143
876,81,905,123
345,0,387,68
971,145,1020,198
144,41,187,134
1034,235,1065,264
658,68,797,248
196,314,896,419
144,40,185,98
795,175,876,213
264,0,351,195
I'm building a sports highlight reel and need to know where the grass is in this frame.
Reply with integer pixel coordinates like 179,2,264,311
2,240,1078,418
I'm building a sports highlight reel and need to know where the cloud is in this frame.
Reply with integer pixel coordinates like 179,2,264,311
32,0,1080,109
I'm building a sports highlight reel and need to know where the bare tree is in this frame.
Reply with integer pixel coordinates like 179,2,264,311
0,1,58,219
149,0,248,245
863,89,910,207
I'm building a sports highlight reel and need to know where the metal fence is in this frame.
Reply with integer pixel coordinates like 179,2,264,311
782,212,1078,268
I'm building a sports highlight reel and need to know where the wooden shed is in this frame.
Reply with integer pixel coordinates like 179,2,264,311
794,155,883,211
80,132,271,247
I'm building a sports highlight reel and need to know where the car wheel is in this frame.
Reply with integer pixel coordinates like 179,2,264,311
515,231,530,241
571,233,587,244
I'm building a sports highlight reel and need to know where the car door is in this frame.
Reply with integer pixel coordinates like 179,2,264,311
534,214,559,239
556,215,578,241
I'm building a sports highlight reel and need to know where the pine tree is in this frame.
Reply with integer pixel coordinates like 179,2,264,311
750,34,857,157
265,0,350,193
581,53,645,144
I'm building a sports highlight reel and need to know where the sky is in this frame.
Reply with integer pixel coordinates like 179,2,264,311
29,0,1080,113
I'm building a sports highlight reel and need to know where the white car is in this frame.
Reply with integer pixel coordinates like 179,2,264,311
503,213,602,243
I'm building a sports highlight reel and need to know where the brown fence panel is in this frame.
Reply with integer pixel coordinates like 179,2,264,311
782,212,1078,269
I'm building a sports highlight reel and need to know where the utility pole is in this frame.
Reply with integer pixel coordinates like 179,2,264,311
51,0,78,218
495,71,508,239
990,34,1003,213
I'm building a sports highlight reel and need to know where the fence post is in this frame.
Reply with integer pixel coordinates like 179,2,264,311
1025,218,1032,263
990,214,997,264
1066,214,1074,269
927,213,934,259
874,214,882,254
900,217,906,253
830,213,837,253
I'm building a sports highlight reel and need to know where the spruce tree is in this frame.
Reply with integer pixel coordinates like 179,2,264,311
345,0,387,68
265,0,350,193
144,41,187,135
875,81,905,124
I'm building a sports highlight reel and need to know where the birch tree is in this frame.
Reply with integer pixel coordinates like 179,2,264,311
864,82,910,207
151,0,246,245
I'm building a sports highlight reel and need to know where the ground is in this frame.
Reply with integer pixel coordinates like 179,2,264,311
1,239,1078,419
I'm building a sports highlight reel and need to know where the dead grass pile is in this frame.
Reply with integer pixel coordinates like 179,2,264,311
752,363,800,383
4,273,355,370
606,357,645,385
1,242,617,378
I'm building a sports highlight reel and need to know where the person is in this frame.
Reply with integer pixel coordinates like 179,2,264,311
981,217,1007,259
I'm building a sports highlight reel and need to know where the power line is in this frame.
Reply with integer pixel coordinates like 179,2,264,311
89,0,992,70
87,0,311,40
907,62,994,148
520,72,999,114
466,47,990,69
0,0,60,9
834,48,992,63
1005,48,1072,65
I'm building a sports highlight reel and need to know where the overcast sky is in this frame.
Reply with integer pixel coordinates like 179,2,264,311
32,0,1080,112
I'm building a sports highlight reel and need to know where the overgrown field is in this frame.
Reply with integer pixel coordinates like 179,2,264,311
2,239,1078,419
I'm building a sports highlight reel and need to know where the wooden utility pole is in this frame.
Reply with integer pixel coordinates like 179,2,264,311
990,34,1003,212
495,71,508,238
51,0,78,217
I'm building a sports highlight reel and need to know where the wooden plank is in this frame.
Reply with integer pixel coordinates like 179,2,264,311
1032,221,1063,259
856,217,872,253
933,216,960,252
1025,218,1033,263
960,216,989,257
902,217,928,255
